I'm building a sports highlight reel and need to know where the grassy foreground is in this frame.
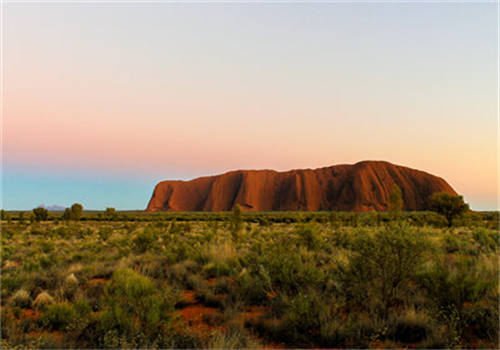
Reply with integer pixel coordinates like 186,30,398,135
1,212,499,349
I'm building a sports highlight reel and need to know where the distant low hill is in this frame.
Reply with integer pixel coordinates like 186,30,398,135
146,161,458,212
39,204,66,211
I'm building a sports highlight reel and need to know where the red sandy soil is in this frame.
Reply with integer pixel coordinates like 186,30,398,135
175,301,221,335
181,290,198,304
176,287,284,348
28,330,63,343
146,160,457,212
241,305,267,322
3,261,20,270
22,309,41,321
206,277,236,287
175,287,223,335
89,278,108,285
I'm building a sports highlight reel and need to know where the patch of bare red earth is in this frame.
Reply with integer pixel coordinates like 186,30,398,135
174,286,285,348
174,290,222,336
22,309,41,321
89,277,108,285
8,309,63,345
28,330,63,341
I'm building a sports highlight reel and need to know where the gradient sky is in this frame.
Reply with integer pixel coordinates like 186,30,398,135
2,1,498,210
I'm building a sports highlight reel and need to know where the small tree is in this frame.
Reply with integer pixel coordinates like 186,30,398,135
70,203,83,221
105,207,116,220
429,192,469,227
0,209,6,220
230,204,243,240
33,207,49,222
388,184,403,213
62,208,71,221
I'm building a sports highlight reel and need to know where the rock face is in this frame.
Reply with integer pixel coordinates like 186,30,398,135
146,161,458,212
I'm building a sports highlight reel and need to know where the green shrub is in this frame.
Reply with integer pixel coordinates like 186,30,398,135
63,273,79,299
430,193,469,227
205,322,258,348
230,204,243,240
278,290,325,344
461,302,499,343
43,302,76,330
98,226,112,241
339,223,429,319
32,207,49,221
388,184,403,213
73,298,92,317
133,226,157,252
295,222,321,249
236,270,268,305
70,203,84,221
105,207,116,220
10,289,31,308
419,256,495,311
472,228,498,252
101,268,176,338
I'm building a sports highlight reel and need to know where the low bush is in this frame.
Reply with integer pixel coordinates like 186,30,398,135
339,223,429,319
133,226,157,253
98,226,112,241
10,289,31,308
295,222,321,249
419,256,495,312
100,268,176,341
43,302,77,330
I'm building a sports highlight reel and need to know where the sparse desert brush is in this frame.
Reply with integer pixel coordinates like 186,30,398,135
167,260,193,284
43,302,77,331
10,289,31,308
182,272,203,291
3,260,20,270
65,273,78,285
418,255,496,312
1,214,498,349
472,227,499,252
102,268,176,338
273,289,333,345
133,226,158,252
200,239,238,274
98,226,112,241
73,297,92,317
294,222,321,249
340,223,429,319
33,291,55,310
133,253,170,279
67,263,83,274
62,273,79,299
205,322,259,349
27,270,61,294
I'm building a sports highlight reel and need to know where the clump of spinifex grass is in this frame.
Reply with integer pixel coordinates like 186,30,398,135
33,291,55,310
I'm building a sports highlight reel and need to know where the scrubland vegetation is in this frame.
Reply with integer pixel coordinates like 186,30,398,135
1,210,498,349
